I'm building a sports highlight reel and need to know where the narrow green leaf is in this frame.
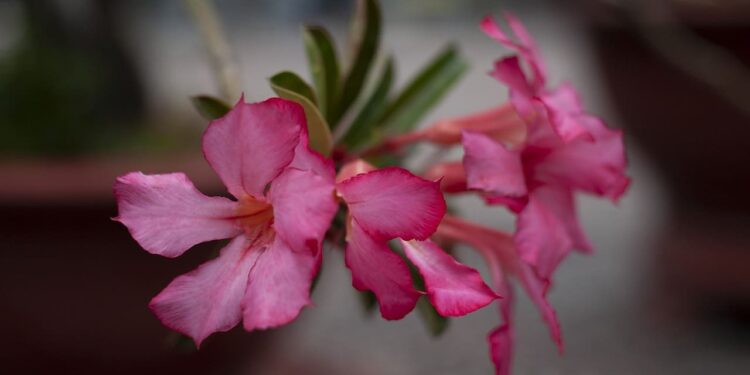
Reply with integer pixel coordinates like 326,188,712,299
269,71,318,105
342,57,394,150
270,72,333,156
191,95,231,120
336,0,381,125
303,26,340,123
381,45,468,135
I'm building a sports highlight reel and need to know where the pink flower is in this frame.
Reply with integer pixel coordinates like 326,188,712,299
462,106,629,281
435,215,561,375
481,14,591,143
454,14,630,280
114,98,338,346
336,160,497,319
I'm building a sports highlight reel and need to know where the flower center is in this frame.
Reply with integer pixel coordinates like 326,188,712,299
236,196,274,236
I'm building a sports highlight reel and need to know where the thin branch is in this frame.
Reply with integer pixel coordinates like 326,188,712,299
184,0,240,102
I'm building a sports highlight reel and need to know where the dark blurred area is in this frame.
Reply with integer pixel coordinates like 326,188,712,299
1,0,749,374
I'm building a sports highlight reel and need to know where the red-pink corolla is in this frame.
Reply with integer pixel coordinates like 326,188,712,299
115,98,338,345
416,13,629,375
435,215,561,375
464,14,630,280
336,160,497,319
419,14,629,280
115,98,496,346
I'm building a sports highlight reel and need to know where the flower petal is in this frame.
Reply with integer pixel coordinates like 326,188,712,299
290,128,336,182
481,14,546,90
536,116,630,202
489,286,514,375
202,97,303,199
490,56,534,98
537,186,593,253
269,168,337,253
514,188,573,279
242,236,319,331
516,261,563,351
401,239,497,317
462,131,527,197
540,84,593,142
503,13,547,88
148,236,259,346
337,167,446,241
345,220,420,320
488,323,514,375
114,172,241,258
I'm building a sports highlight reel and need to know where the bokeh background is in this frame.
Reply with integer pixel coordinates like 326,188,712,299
2,0,750,373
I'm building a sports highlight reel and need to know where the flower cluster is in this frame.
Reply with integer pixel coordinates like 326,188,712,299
411,14,629,373
115,97,496,346
114,8,628,375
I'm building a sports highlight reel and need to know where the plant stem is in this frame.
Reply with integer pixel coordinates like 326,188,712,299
184,0,240,102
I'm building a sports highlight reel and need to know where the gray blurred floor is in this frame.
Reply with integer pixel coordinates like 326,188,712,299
127,4,750,374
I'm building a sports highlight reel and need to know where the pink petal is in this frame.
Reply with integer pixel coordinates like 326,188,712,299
514,188,573,280
401,239,497,317
202,97,303,199
424,161,468,193
337,167,446,241
489,262,515,375
484,193,528,213
488,323,514,375
114,172,242,258
516,261,563,351
268,168,337,253
480,15,517,48
540,83,593,142
149,236,260,346
481,14,547,90
489,285,514,375
290,129,335,182
536,186,593,253
345,220,420,320
242,236,319,331
536,116,630,202
504,13,547,89
490,56,534,98
462,131,527,197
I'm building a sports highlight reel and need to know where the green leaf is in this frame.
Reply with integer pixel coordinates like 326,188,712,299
336,0,381,125
191,95,231,120
303,26,340,123
269,72,333,156
269,71,318,105
342,57,394,150
380,45,467,135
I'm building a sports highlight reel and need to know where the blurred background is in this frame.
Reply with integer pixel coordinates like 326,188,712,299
2,0,750,373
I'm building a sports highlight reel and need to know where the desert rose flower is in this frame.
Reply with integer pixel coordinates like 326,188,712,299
426,14,629,280
435,214,562,375
336,160,498,319
114,98,338,345
464,15,631,275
